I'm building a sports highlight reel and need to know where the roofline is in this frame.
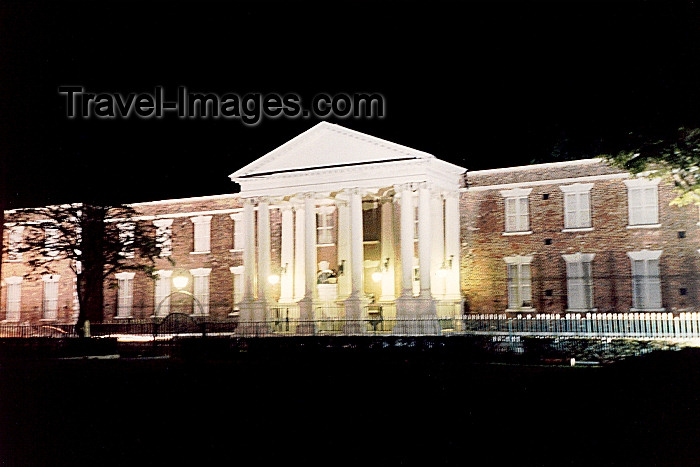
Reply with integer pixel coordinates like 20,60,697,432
466,158,606,176
130,192,240,207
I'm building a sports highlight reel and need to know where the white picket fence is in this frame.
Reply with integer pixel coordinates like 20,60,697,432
462,312,700,339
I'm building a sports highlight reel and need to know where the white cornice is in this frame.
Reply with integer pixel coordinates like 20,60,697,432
467,158,604,176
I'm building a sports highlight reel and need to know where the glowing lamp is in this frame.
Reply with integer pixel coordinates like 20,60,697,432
371,271,383,283
172,274,189,290
268,274,280,285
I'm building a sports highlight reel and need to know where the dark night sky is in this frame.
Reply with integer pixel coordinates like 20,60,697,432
1,0,700,209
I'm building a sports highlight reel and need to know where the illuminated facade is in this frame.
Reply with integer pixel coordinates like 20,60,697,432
2,122,700,327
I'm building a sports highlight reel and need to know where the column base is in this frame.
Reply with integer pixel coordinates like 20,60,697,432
393,296,441,335
344,295,370,335
297,297,316,335
236,300,269,336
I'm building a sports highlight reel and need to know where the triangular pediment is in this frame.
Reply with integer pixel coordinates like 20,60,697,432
230,122,435,179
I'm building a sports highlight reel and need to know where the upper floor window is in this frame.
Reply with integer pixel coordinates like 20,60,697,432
230,213,244,251
190,268,211,315
624,178,660,227
504,255,533,311
560,183,593,230
44,227,60,258
317,206,335,245
118,222,135,258
562,253,595,311
191,216,212,253
628,250,663,311
153,219,173,257
501,188,532,233
7,225,24,261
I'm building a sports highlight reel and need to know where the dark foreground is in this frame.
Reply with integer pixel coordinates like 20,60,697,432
1,343,699,466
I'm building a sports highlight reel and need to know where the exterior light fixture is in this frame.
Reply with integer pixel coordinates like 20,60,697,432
172,273,189,290
437,255,454,278
371,271,383,283
268,274,280,285
337,259,346,276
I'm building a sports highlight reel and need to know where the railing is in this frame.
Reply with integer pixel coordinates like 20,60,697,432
2,312,700,339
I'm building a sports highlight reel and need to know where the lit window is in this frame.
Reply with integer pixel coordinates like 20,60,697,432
153,219,173,257
562,253,595,311
5,276,22,322
624,178,660,226
118,223,135,258
154,270,172,317
317,206,335,245
191,216,212,253
7,225,24,261
628,250,663,311
42,274,61,320
560,183,593,229
230,213,244,251
504,255,533,310
501,188,532,233
190,268,211,315
115,272,135,318
44,227,60,257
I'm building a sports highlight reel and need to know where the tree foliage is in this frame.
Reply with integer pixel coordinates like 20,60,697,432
11,203,167,335
603,127,700,206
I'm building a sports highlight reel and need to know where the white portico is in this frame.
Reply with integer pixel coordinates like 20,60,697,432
229,122,465,334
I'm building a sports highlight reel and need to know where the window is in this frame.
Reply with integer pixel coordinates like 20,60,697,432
317,206,335,245
560,183,593,229
7,226,24,261
191,216,212,253
501,188,532,233
118,223,135,258
628,250,663,311
5,276,22,322
154,270,172,317
153,219,173,257
42,275,60,320
504,255,533,310
563,253,595,311
44,227,60,257
115,272,135,318
230,213,244,251
624,178,660,226
190,268,211,315
230,266,244,310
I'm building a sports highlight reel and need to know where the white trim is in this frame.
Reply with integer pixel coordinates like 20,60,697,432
623,177,662,188
499,187,533,198
42,274,61,282
229,266,244,274
5,276,23,285
152,218,173,228
559,183,594,194
502,231,533,236
504,255,534,265
626,223,661,230
562,227,594,233
468,158,604,176
463,172,629,192
630,308,666,313
190,215,212,225
190,251,211,255
562,253,596,263
131,193,239,207
627,249,662,261
155,270,173,278
189,267,212,277
114,272,136,280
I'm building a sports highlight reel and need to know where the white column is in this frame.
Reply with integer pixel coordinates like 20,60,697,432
257,197,271,304
431,192,445,298
336,199,351,299
418,183,432,299
380,197,395,301
242,198,256,302
397,183,414,298
348,188,364,300
294,203,305,301
444,191,461,300
279,204,295,303
303,193,317,302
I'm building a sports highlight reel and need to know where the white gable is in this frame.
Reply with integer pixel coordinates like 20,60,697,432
230,122,465,197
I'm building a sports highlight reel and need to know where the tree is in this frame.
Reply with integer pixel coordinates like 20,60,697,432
603,127,700,207
12,203,166,336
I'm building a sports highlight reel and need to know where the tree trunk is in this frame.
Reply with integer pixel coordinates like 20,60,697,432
75,205,106,336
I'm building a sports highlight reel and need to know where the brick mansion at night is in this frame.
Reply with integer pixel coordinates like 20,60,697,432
2,122,699,326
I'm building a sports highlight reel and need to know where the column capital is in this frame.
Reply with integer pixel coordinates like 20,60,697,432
242,197,258,206
443,190,459,200
393,182,415,193
278,202,294,213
